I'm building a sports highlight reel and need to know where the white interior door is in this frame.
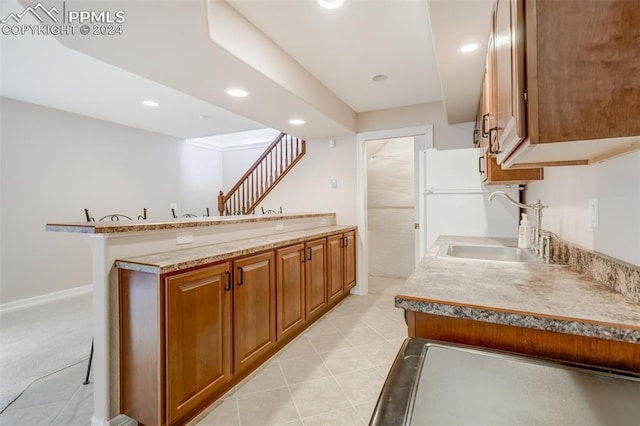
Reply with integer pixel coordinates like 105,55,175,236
367,137,415,279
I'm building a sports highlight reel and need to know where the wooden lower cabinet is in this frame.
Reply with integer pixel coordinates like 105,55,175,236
343,231,356,291
119,230,357,425
233,252,276,375
305,238,328,320
327,230,357,303
408,311,640,374
120,263,234,426
276,244,306,341
327,235,344,303
165,264,233,425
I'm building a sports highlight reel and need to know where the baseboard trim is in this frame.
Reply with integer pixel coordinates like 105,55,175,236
0,284,93,314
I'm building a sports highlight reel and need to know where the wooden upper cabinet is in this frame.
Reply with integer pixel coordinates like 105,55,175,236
275,244,306,341
233,252,276,374
165,263,233,425
476,3,542,184
494,0,526,154
496,0,640,168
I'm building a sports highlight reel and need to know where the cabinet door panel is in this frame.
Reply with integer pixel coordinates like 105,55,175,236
327,235,344,304
276,244,306,341
166,263,232,424
495,0,526,158
343,231,357,291
305,239,328,320
234,252,276,374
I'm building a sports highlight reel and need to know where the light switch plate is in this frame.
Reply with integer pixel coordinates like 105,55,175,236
589,198,599,229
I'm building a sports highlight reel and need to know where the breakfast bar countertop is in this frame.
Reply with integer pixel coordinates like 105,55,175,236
115,224,356,274
395,236,640,344
46,212,334,234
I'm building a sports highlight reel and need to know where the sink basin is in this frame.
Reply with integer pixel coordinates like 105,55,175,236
437,243,564,265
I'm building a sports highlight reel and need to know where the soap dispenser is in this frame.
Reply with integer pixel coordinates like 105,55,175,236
518,213,531,249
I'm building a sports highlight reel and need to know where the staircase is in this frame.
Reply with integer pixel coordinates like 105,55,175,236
218,132,306,215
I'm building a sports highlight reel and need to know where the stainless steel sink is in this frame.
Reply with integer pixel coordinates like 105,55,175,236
437,243,564,265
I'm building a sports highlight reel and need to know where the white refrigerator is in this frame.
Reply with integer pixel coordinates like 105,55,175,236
423,148,520,250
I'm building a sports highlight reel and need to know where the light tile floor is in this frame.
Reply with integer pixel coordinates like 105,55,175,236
191,276,407,426
0,276,406,426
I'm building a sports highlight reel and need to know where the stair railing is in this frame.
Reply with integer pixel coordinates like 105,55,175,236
218,132,306,215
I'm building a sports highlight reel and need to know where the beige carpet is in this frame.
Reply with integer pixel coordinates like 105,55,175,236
0,292,92,412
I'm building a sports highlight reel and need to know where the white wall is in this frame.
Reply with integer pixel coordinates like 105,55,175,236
180,142,223,217
526,151,640,266
256,136,358,225
0,98,185,304
357,101,474,150
221,146,265,192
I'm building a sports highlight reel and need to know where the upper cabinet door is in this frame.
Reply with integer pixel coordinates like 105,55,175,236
494,0,526,158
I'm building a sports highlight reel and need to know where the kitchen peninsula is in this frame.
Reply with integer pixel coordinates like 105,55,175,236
46,213,357,426
395,236,640,374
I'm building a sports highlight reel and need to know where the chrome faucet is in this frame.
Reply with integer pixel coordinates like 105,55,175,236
488,191,547,254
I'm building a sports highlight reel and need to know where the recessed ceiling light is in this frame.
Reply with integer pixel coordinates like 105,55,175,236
318,0,344,10
459,42,480,53
289,119,305,125
372,74,388,82
226,88,248,98
142,99,159,107
198,114,210,120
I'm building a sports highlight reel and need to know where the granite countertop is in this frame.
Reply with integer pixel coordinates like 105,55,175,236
46,212,334,234
116,225,355,274
395,236,640,344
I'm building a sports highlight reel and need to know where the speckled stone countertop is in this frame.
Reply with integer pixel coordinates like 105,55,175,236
116,225,355,274
395,236,640,344
46,212,334,234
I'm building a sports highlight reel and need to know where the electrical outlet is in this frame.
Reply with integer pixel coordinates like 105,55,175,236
320,218,328,225
331,179,338,189
275,223,284,231
176,232,193,245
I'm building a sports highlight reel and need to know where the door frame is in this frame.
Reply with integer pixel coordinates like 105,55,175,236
354,125,434,295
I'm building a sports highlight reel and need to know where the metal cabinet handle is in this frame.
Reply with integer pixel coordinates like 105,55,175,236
307,247,312,261
224,270,231,291
479,156,485,174
343,237,348,247
301,248,306,263
237,266,244,286
473,129,479,146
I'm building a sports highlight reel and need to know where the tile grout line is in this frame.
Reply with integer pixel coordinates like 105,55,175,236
275,355,304,424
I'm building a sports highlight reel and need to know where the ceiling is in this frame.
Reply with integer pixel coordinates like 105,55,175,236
1,0,495,140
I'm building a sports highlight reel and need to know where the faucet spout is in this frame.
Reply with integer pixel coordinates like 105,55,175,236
488,191,548,255
488,190,530,209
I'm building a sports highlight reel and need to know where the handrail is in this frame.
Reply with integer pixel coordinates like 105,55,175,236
222,132,285,204
218,132,306,215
